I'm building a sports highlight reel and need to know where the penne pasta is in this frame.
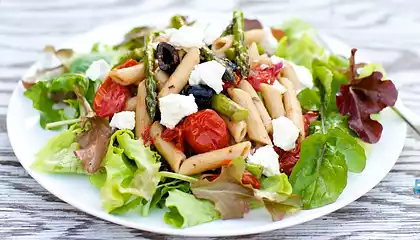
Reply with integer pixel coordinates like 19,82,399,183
178,141,252,175
278,77,305,141
158,47,200,98
150,121,186,172
248,42,260,65
228,88,272,145
135,81,151,139
238,80,272,133
212,36,234,58
244,29,265,45
280,63,301,90
109,63,146,86
260,83,285,119
125,96,138,111
221,115,247,143
155,69,169,91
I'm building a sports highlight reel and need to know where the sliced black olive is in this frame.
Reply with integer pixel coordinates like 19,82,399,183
157,42,180,75
181,84,215,110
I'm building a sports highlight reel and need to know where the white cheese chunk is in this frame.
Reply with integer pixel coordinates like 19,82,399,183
287,61,313,89
159,94,198,129
272,116,300,151
260,27,279,55
188,60,226,93
247,145,280,177
203,23,225,45
110,111,135,130
85,59,110,82
169,26,205,49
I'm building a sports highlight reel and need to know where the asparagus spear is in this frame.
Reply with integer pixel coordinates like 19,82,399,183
144,34,157,120
211,93,248,121
170,15,187,29
200,46,236,83
220,23,233,37
232,10,249,77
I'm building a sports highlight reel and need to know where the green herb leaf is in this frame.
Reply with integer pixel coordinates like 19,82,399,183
289,133,348,209
297,88,321,111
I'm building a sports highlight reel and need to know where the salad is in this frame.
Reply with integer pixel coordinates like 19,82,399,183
22,10,398,228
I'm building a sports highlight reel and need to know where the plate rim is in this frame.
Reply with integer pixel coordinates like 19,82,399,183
6,13,407,237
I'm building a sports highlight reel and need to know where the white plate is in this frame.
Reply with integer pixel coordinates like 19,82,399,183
7,12,407,237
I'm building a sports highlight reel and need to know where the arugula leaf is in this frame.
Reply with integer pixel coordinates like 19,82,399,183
297,88,321,111
164,190,220,228
31,126,85,174
289,133,348,209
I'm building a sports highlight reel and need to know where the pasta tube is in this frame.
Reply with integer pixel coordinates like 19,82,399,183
135,82,151,139
280,63,301,90
155,69,169,91
278,77,305,140
212,36,234,58
178,141,252,175
109,63,145,86
260,83,285,119
158,47,200,98
221,116,247,143
248,42,260,65
149,121,186,172
238,80,272,133
228,88,272,145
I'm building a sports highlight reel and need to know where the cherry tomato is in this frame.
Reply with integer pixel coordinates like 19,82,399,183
183,109,229,154
161,125,185,152
242,171,261,189
93,59,137,118
247,65,277,91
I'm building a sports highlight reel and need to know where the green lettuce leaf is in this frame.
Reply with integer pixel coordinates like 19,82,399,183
117,132,161,200
69,51,117,73
31,127,85,174
24,81,64,128
261,173,293,196
50,73,89,95
97,130,161,212
164,190,220,228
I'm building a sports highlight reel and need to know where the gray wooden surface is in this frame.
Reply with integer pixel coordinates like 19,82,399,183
1,0,420,239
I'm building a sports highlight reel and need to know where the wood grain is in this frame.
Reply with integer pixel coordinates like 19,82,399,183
1,0,420,239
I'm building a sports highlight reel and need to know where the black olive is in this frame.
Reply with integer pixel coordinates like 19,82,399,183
157,42,180,75
181,85,215,110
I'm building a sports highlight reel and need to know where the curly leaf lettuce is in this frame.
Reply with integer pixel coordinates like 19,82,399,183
31,127,85,174
97,130,161,212
164,190,220,228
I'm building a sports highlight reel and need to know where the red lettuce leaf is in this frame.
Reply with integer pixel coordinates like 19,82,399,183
336,49,398,143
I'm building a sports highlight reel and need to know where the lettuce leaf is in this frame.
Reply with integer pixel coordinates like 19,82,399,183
97,130,161,212
31,127,85,174
164,190,220,228
117,132,161,200
69,51,117,73
261,174,292,196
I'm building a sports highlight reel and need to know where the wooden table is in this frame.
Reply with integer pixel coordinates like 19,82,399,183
1,0,420,239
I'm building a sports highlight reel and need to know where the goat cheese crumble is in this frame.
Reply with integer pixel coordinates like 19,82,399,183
247,145,280,177
272,116,300,151
85,59,110,82
189,60,226,93
159,94,198,129
110,111,135,130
